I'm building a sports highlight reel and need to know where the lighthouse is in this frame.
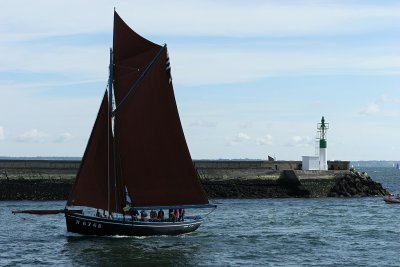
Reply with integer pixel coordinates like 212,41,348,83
317,116,329,170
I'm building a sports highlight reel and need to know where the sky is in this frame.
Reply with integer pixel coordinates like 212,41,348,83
0,0,399,161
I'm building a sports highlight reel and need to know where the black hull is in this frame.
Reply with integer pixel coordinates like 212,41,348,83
65,213,203,236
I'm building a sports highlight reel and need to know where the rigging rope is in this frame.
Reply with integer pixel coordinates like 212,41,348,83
111,44,166,116
203,205,217,218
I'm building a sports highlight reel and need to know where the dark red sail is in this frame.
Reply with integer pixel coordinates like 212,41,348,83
67,93,121,212
112,12,208,207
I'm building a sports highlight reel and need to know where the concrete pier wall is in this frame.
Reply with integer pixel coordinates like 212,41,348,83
0,160,79,180
0,159,386,200
0,159,350,181
194,160,349,171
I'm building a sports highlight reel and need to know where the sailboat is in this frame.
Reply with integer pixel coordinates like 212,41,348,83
14,11,216,236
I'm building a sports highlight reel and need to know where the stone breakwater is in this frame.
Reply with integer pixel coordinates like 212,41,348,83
200,169,388,198
0,160,389,200
0,179,73,200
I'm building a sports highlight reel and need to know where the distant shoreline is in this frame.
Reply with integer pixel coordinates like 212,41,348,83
0,157,398,168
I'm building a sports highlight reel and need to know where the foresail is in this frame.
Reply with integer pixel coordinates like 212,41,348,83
67,93,122,212
112,12,209,207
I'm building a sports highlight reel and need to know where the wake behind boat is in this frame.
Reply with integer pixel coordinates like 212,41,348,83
13,11,216,236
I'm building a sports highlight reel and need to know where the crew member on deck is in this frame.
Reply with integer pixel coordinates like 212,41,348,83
174,209,180,222
157,209,164,220
178,208,185,221
168,209,175,222
140,210,148,221
131,209,139,221
150,210,157,220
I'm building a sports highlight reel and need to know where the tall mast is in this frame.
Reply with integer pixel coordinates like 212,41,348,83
107,48,114,214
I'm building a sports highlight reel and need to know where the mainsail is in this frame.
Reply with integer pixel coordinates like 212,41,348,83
67,12,208,212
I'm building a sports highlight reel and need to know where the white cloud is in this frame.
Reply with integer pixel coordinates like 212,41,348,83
234,132,250,142
0,44,108,79
152,2,400,38
379,94,390,103
359,102,380,115
256,134,273,145
227,132,251,146
55,132,73,143
379,94,400,105
0,126,4,140
0,1,399,87
239,123,252,129
171,47,400,86
287,135,313,147
17,129,47,143
3,1,399,39
358,95,400,117
393,98,400,105
189,120,217,127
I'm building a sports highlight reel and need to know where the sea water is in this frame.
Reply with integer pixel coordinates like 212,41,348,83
1,167,400,266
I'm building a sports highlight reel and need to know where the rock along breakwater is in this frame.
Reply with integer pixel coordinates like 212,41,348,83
0,159,389,200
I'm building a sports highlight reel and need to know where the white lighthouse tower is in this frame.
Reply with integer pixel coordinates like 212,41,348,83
317,116,329,170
